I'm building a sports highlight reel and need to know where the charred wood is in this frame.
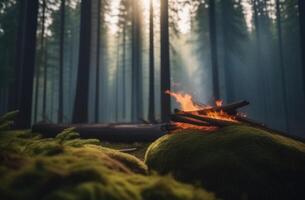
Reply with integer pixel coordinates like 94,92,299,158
170,114,211,126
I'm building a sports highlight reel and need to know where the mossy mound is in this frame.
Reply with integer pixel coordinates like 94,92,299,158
145,125,305,200
0,128,147,174
0,128,216,200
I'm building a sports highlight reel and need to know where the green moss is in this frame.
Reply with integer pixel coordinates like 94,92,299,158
55,128,80,141
101,142,150,160
0,128,216,200
145,125,305,200
0,110,18,131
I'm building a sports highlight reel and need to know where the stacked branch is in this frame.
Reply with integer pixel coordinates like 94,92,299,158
174,100,249,115
163,100,266,131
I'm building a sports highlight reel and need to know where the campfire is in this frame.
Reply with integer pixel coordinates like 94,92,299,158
163,91,264,132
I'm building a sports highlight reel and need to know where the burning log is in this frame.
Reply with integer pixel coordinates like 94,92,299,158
163,90,305,142
170,114,212,127
165,91,258,131
175,100,249,115
175,112,238,127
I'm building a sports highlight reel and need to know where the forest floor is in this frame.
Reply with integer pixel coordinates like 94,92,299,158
100,141,150,160
1,111,305,200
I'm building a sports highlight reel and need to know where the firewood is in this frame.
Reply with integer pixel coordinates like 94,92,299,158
170,114,212,126
175,112,239,127
175,100,250,115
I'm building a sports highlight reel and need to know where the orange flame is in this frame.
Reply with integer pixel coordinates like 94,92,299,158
206,110,236,122
166,90,238,129
174,122,218,132
215,99,223,107
165,90,205,111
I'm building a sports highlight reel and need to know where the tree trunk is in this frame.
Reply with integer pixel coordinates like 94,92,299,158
148,0,155,122
9,0,25,111
221,1,234,102
252,0,267,122
16,0,39,128
58,0,65,123
131,0,142,122
34,0,46,123
50,68,54,122
42,39,48,120
299,0,305,98
39,0,47,120
95,0,101,123
72,0,92,123
208,0,220,100
275,0,289,131
115,38,120,122
122,24,127,120
160,0,171,122
33,60,40,122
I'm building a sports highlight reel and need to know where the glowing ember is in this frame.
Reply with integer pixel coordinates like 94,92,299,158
215,100,223,107
174,122,218,131
206,110,237,122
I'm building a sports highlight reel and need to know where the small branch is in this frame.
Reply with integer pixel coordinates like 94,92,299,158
119,148,137,153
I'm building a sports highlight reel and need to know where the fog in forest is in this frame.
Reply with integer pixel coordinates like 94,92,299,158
0,0,305,137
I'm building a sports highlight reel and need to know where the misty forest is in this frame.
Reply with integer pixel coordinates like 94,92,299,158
1,0,305,200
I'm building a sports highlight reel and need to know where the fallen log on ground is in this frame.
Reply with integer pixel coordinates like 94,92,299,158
32,123,165,142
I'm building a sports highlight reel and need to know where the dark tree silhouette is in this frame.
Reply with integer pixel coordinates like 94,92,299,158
148,0,155,122
58,0,65,123
275,0,289,131
34,0,47,123
115,36,120,121
131,0,142,121
160,0,171,122
208,0,220,100
42,38,48,119
16,0,39,128
9,1,24,111
252,0,267,122
221,0,247,102
299,0,305,96
95,0,102,123
122,23,127,120
72,0,91,123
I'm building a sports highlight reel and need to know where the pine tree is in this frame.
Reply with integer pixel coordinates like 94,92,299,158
72,0,91,123
208,0,220,100
148,0,155,122
160,0,171,122
16,0,39,128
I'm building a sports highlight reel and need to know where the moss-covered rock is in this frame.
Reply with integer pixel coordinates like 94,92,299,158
145,125,305,200
0,129,217,200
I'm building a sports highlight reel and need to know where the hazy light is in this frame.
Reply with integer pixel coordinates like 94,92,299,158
170,0,193,34
177,4,192,34
105,0,195,34
105,0,121,34
241,0,253,31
